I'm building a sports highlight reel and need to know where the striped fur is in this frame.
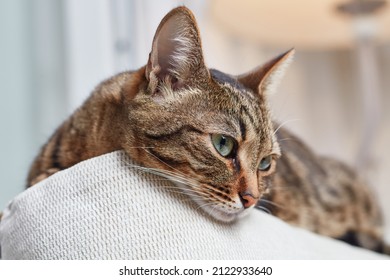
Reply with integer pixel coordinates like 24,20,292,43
26,7,388,254
267,127,388,254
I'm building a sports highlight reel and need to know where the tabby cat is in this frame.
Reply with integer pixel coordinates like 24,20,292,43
26,7,388,254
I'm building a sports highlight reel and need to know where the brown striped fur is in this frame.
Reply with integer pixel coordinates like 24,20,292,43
267,127,388,253
26,7,388,254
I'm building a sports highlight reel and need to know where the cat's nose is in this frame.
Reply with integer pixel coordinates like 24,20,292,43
239,191,257,209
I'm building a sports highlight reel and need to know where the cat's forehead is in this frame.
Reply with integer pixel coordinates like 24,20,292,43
209,69,257,102
207,68,274,152
210,69,247,92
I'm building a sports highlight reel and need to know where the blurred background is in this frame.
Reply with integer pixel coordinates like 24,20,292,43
0,0,389,239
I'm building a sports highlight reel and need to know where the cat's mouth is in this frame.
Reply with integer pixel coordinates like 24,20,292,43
172,182,253,222
195,199,252,223
207,207,243,222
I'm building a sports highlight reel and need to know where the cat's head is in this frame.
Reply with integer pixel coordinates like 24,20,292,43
125,7,294,222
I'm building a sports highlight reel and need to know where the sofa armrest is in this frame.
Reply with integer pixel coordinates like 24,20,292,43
1,151,387,260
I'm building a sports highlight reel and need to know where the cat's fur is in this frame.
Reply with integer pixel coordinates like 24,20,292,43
26,7,388,254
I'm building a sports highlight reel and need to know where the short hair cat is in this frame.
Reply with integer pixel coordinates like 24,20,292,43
26,7,388,254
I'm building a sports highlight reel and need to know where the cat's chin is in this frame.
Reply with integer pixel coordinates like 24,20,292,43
208,209,241,223
171,182,252,223
198,202,252,223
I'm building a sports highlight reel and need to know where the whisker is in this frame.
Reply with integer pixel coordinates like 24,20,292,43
267,186,292,191
273,119,300,137
126,164,199,189
162,186,209,198
141,147,187,177
159,176,199,190
208,203,220,219
125,164,214,201
277,137,293,142
124,160,236,214
156,175,198,188
163,190,204,200
259,198,286,209
128,164,232,205
204,184,230,197
122,146,158,149
155,185,205,199
255,205,272,214
129,164,197,185
195,200,218,212
201,186,232,204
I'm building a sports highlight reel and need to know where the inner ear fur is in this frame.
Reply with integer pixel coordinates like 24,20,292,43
145,7,209,94
237,49,295,96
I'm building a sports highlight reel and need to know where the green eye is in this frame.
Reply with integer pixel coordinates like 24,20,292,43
259,156,272,171
211,134,236,157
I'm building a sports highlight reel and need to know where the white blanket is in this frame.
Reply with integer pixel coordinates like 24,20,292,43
0,151,387,259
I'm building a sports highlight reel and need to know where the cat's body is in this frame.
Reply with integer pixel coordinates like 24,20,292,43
26,7,388,254
269,128,385,252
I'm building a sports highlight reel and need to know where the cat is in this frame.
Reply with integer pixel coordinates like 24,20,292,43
25,7,388,254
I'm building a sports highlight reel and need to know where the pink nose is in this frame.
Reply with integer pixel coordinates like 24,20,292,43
239,192,257,208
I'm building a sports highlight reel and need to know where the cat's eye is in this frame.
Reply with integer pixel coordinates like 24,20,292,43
211,134,236,158
259,155,272,171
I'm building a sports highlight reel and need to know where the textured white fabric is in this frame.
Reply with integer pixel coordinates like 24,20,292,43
0,151,387,260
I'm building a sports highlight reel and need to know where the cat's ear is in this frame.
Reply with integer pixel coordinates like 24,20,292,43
145,7,209,94
237,49,295,96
